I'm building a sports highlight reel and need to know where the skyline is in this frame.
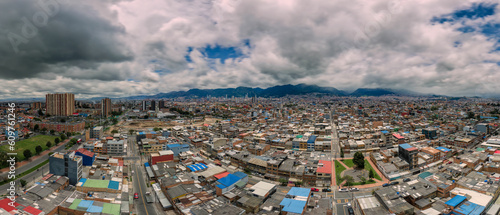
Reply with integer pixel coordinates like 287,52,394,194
1,0,500,99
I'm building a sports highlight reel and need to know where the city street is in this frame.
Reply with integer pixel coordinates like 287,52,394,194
133,163,157,215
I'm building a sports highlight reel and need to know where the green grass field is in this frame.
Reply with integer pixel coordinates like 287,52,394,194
341,159,355,168
364,160,382,180
335,160,346,184
0,135,59,161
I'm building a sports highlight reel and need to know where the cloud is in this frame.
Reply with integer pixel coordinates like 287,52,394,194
1,0,500,99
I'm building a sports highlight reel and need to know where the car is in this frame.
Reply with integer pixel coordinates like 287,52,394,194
382,183,390,187
350,187,359,192
311,188,319,192
403,178,411,182
134,193,139,199
322,188,332,192
390,181,399,185
438,166,444,169
448,161,452,164
347,207,355,215
339,188,349,192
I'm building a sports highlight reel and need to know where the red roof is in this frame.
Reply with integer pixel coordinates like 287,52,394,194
214,172,230,179
317,160,332,174
0,198,21,212
106,137,114,140
407,147,418,151
75,148,95,158
495,150,500,154
23,206,43,215
393,134,404,139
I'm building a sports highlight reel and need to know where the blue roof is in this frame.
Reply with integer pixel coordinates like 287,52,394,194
167,144,181,148
78,200,94,209
87,205,103,213
187,163,208,172
445,195,467,207
150,131,157,134
455,201,485,215
78,178,87,186
108,181,120,190
381,130,389,134
399,143,412,149
217,174,240,187
144,162,150,167
216,184,226,189
280,198,307,214
307,135,317,143
233,172,247,179
436,147,451,152
287,187,311,197
138,132,145,135
418,172,433,179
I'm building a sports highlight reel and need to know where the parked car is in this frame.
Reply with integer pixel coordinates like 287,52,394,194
403,178,411,182
322,188,332,192
347,207,355,215
390,181,399,185
448,161,453,164
311,188,319,192
339,188,349,192
382,183,390,187
350,187,359,192
134,193,139,199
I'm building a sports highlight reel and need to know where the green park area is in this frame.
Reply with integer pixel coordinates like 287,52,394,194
335,160,346,184
340,158,382,181
0,135,60,162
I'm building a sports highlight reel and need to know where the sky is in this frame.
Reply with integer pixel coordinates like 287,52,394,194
1,0,500,99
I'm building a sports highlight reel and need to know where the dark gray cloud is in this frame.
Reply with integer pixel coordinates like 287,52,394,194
0,0,133,80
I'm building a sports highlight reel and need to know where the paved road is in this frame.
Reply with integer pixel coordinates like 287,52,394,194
133,163,157,215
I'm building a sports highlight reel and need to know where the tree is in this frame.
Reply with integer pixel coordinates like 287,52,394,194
20,179,27,187
23,149,32,160
369,169,375,179
353,152,365,169
60,133,67,141
35,145,43,155
33,124,39,131
340,148,344,158
343,175,354,186
153,127,161,132
49,130,55,135
70,138,78,145
37,109,44,116
279,178,288,186
467,111,475,119
129,129,135,135
360,176,367,184
46,141,52,148
295,181,303,187
41,128,47,134
55,138,60,144
111,130,118,134
66,132,72,138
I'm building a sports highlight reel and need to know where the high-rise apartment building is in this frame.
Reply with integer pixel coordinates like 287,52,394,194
31,102,42,110
150,100,156,111
142,100,147,111
101,98,112,118
46,93,75,116
49,151,83,185
159,100,165,108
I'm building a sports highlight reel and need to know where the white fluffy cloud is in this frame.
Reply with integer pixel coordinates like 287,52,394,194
1,0,500,98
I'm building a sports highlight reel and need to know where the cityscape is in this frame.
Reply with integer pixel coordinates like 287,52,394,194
2,0,500,215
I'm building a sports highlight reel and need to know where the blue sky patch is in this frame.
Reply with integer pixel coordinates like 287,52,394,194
432,3,497,23
184,40,250,64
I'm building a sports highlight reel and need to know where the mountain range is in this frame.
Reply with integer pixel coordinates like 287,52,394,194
116,84,430,100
